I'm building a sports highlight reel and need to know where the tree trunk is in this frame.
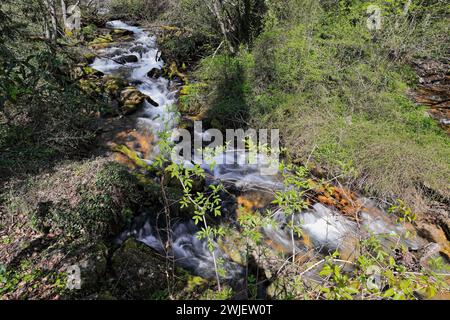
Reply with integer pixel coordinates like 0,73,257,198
204,0,236,53
61,0,67,28
44,0,58,41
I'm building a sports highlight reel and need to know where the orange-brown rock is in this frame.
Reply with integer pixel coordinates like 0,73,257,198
314,185,361,221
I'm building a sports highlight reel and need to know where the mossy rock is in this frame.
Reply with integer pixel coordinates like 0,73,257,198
120,87,147,115
103,76,128,97
165,62,189,84
210,118,223,131
111,238,171,299
83,52,96,64
81,24,98,41
83,66,104,77
79,78,102,95
112,29,134,37
89,34,113,45
89,42,116,50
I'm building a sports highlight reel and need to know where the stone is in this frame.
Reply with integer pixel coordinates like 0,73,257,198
103,76,128,97
147,68,163,79
416,222,450,259
116,54,139,64
146,96,159,107
130,45,147,57
111,238,170,299
120,86,146,114
73,242,109,292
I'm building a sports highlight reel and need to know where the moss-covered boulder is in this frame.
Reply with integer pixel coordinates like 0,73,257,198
111,238,170,299
103,76,128,97
120,86,148,115
116,54,139,64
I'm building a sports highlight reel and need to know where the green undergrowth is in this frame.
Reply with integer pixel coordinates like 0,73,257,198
181,0,450,207
3,159,143,240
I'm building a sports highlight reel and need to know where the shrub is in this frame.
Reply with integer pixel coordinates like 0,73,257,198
0,1,102,181
180,0,450,208
109,0,171,21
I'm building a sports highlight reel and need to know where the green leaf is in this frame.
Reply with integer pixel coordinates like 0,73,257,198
383,288,395,298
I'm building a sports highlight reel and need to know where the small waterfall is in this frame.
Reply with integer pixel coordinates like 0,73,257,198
91,20,179,139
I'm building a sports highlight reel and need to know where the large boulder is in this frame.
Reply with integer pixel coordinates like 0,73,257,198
116,54,139,64
120,86,147,114
111,239,170,299
6,158,143,240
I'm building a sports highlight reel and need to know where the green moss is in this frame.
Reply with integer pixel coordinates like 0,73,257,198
113,145,154,171
89,34,113,45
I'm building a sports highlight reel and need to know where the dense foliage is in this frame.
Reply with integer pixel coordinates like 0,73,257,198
0,0,100,180
179,0,450,207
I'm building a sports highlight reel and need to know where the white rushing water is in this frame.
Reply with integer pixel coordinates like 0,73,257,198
91,20,180,135
92,21,246,279
93,21,426,281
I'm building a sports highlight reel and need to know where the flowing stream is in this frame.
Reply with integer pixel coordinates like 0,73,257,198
91,21,429,283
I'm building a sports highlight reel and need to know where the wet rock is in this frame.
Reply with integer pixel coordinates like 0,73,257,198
130,45,147,57
111,238,170,299
112,29,134,37
120,86,147,114
107,98,120,115
166,61,189,84
90,42,116,50
68,242,109,293
411,58,450,133
218,232,247,266
147,68,163,79
116,54,139,64
146,96,159,107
